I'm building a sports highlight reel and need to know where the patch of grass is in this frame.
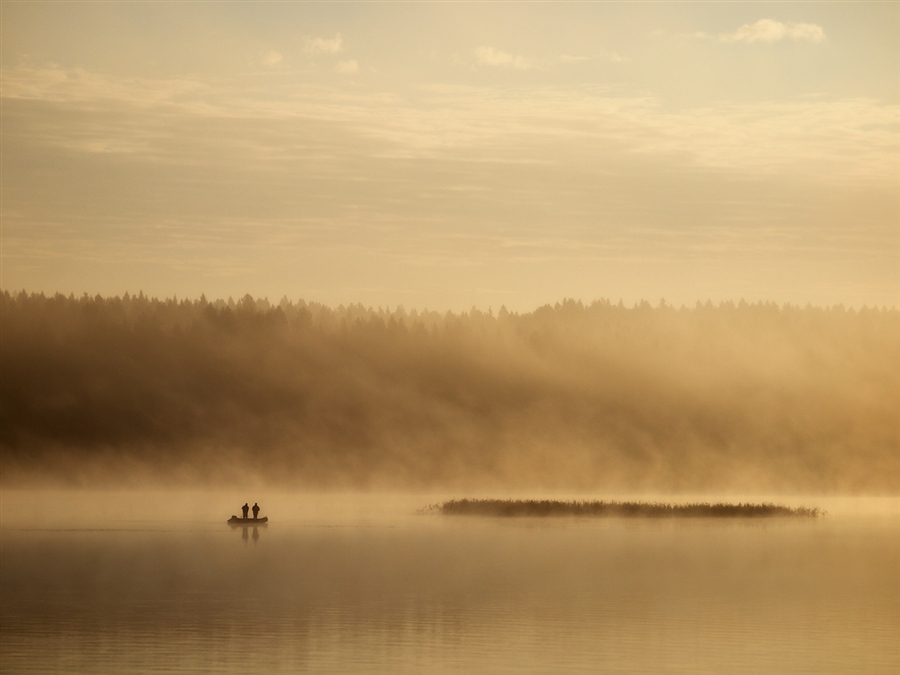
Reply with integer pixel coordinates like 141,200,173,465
424,499,820,518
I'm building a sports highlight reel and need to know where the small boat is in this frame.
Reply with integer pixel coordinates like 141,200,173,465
228,516,268,525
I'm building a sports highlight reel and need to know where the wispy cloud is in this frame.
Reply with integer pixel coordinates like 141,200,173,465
305,34,343,55
720,20,825,44
560,53,627,64
262,50,283,67
3,64,896,184
335,60,359,74
475,47,531,70
0,64,209,105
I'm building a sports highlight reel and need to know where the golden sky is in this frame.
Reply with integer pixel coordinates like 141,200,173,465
2,2,898,310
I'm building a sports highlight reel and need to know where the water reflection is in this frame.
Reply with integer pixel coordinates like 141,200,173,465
1,494,897,674
231,522,265,545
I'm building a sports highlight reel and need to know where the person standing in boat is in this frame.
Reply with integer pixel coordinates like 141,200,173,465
252,502,260,520
242,503,250,519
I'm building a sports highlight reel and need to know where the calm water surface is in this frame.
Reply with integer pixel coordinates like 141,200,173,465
1,492,898,674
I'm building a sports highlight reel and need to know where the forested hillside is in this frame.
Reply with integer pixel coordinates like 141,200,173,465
2,291,897,491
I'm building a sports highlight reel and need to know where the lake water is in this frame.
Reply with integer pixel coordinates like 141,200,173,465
1,492,898,674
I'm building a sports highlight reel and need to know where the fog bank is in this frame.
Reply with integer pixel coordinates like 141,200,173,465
1,291,896,492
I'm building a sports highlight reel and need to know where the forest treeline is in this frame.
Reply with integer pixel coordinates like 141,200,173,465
1,291,897,491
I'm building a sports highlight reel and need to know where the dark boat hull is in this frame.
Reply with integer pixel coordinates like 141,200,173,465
228,516,268,525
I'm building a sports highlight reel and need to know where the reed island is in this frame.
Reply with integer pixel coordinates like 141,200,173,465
425,499,821,518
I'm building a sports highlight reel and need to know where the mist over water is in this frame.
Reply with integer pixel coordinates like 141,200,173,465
1,491,898,674
2,291,897,493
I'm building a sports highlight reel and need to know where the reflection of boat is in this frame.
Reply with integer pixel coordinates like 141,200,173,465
228,516,268,525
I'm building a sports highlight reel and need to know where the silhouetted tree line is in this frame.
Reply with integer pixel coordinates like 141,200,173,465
1,290,897,491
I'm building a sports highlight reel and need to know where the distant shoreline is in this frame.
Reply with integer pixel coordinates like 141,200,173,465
426,499,821,518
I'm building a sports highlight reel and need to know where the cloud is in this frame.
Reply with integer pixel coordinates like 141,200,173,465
305,34,343,55
559,53,627,64
3,63,897,315
262,50,283,67
3,64,896,184
721,20,825,44
335,60,359,74
475,47,531,70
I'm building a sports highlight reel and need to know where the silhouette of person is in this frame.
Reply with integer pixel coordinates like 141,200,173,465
252,502,260,520
242,503,249,519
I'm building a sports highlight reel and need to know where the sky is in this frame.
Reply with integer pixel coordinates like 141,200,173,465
2,1,898,311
